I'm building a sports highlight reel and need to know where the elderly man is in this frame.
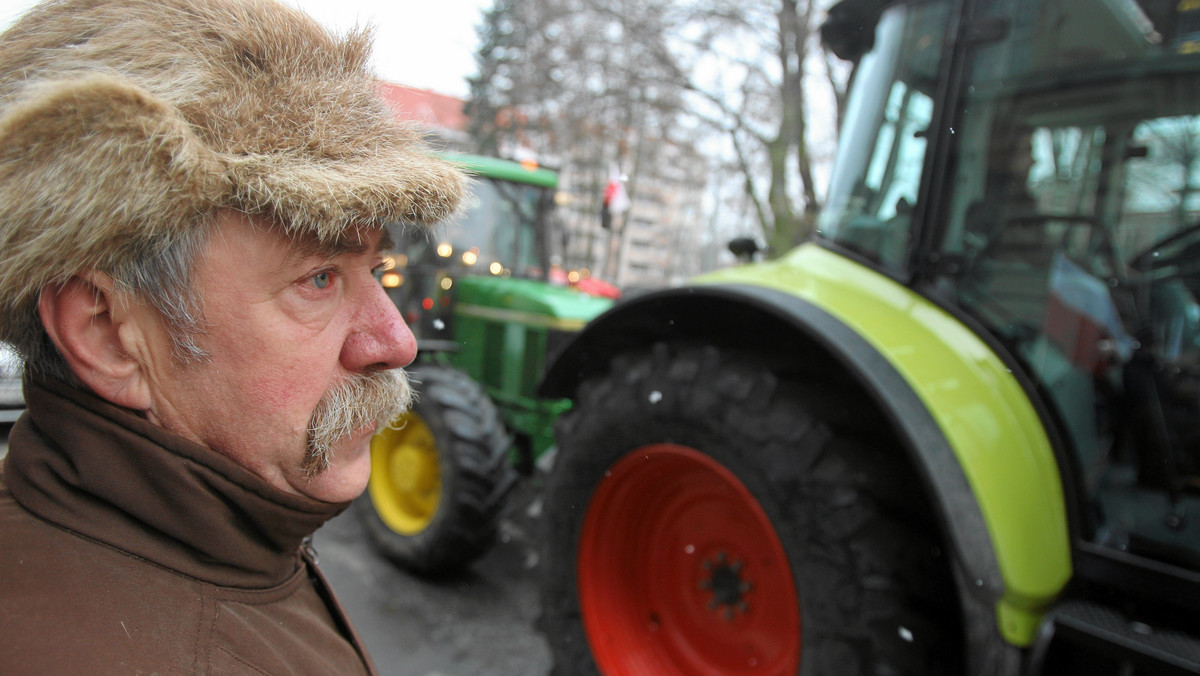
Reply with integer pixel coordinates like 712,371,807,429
0,0,465,673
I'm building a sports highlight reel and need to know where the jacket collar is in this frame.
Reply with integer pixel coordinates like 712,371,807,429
4,376,350,588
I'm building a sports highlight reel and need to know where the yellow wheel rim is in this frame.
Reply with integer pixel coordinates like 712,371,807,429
367,412,442,535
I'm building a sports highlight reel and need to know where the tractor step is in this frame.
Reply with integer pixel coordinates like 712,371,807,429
1029,599,1200,675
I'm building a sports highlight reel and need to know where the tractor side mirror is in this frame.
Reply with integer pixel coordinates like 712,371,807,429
821,0,892,61
728,237,761,263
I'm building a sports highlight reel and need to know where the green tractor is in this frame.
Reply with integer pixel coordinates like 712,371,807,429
356,154,613,574
538,0,1200,673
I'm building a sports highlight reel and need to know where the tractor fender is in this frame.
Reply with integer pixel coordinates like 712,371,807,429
540,247,1072,647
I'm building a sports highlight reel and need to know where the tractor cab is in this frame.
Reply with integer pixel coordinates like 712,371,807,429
817,0,1200,666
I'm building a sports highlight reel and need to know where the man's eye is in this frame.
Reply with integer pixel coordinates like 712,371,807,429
311,272,332,289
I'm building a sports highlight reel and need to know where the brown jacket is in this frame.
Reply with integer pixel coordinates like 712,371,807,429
0,377,378,675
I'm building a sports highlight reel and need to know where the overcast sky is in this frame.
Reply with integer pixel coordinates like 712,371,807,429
0,0,491,97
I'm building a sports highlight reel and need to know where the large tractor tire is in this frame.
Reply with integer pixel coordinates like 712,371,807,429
540,344,966,675
356,364,516,575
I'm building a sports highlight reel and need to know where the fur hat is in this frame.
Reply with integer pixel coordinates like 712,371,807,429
0,0,466,347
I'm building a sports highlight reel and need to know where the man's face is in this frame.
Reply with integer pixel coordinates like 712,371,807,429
136,210,416,503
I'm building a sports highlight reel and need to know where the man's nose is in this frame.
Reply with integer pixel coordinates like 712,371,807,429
340,280,417,372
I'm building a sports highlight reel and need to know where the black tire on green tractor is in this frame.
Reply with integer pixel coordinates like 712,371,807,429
356,363,516,576
539,344,966,675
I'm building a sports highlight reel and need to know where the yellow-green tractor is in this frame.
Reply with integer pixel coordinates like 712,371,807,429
538,0,1200,673
356,155,612,574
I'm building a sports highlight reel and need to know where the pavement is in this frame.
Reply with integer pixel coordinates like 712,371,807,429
315,479,554,676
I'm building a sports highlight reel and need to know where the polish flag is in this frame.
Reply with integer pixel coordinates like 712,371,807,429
1044,253,1132,374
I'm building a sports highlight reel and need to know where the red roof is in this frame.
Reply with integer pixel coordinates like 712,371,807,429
377,81,468,133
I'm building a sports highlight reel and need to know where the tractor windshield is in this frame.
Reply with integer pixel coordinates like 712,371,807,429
824,0,1200,573
438,176,549,279
818,0,948,273
382,163,556,340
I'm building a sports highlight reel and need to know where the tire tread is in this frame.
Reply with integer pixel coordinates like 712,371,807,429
540,344,965,675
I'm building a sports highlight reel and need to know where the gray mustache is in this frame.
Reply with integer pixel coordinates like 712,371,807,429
302,368,415,478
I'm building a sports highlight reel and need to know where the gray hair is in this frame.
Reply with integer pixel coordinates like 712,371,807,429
17,224,212,382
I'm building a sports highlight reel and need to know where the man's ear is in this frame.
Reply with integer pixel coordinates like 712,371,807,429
37,272,153,411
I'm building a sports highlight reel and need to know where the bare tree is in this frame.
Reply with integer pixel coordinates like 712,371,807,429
467,0,845,262
671,0,845,255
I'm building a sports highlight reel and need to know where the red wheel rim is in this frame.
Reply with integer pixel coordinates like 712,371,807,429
578,443,801,676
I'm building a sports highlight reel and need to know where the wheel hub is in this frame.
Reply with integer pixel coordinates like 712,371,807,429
367,413,441,535
700,552,752,620
392,447,432,493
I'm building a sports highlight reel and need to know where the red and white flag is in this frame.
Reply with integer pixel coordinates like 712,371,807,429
601,166,629,229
